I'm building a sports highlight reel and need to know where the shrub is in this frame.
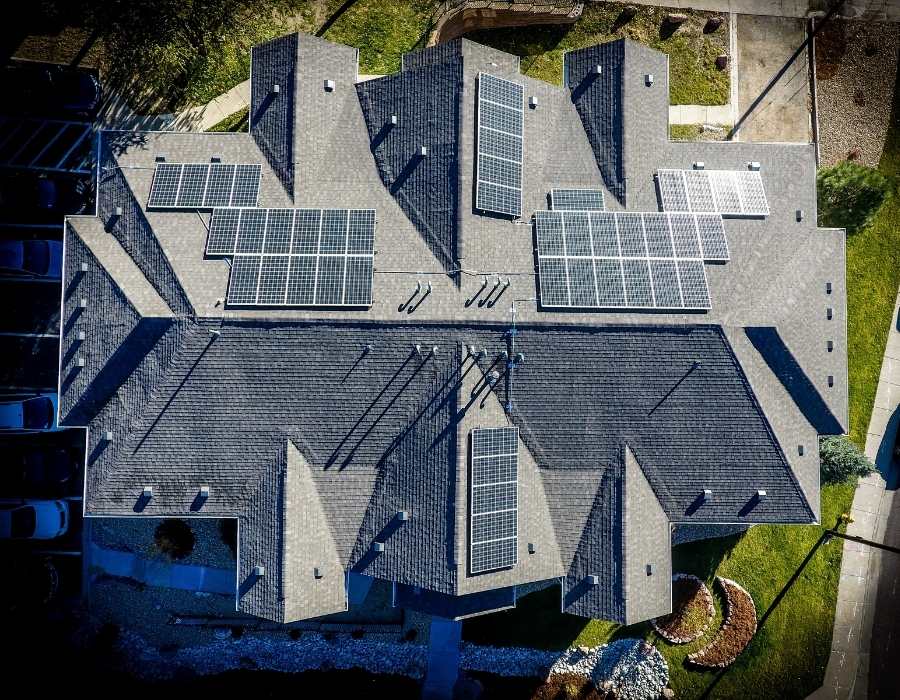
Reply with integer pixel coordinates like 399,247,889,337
817,161,893,235
819,435,874,484
154,519,195,560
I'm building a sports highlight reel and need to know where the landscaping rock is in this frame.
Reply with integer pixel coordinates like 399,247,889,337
688,578,758,669
704,16,725,33
652,574,715,644
715,55,729,71
662,688,676,699
665,13,688,25
621,5,639,20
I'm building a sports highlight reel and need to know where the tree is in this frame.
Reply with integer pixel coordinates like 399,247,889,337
819,435,874,484
817,161,893,235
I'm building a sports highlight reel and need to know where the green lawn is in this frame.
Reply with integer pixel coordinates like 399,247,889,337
466,3,730,105
208,106,249,133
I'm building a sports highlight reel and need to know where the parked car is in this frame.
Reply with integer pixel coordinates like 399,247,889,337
1,61,101,117
0,394,58,431
0,445,79,494
0,173,90,224
0,499,69,539
0,240,63,278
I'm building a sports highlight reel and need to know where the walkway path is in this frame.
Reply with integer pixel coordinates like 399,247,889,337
422,618,463,700
89,543,235,595
810,288,900,700
605,0,900,22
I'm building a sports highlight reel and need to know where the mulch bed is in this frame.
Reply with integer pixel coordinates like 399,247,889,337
652,574,715,644
687,577,758,669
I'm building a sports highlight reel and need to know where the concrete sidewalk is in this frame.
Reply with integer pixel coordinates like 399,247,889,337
810,288,900,700
605,0,900,21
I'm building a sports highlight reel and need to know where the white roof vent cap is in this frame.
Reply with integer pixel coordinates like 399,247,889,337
253,565,266,577
324,79,335,91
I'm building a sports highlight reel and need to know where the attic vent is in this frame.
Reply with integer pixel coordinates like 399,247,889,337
798,444,805,456
390,114,398,126
748,161,761,170
324,79,335,91
419,145,428,157
253,565,265,577
646,564,653,576
591,65,602,75
373,542,385,553
155,155,166,163
79,298,87,309
529,95,539,109
828,375,834,387
77,331,86,341
587,574,600,586
826,282,832,294
827,340,834,352
105,430,114,442
314,567,323,579
827,307,833,320
141,485,152,498
114,206,123,217
645,73,654,86
80,262,88,273
693,161,705,170
272,84,280,94
199,485,210,498
756,489,767,501
796,209,804,222
76,356,85,367
528,542,536,555
397,510,410,522
211,155,222,163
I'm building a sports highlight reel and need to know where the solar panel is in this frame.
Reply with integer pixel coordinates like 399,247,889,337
657,169,768,216
470,427,518,574
550,188,606,211
213,208,376,307
534,210,720,310
476,73,524,217
147,162,261,209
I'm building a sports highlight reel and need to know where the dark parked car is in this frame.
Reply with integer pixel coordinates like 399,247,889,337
0,240,63,278
0,445,79,495
0,394,58,432
1,61,101,118
0,499,69,539
0,174,89,224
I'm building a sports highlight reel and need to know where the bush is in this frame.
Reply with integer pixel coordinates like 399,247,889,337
819,435,874,484
817,161,893,235
154,519,195,560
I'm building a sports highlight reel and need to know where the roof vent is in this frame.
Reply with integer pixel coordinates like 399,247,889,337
390,114,398,126
80,262,88,273
827,307,833,320
272,84,280,94
702,488,712,502
828,375,834,387
419,145,428,157
79,298,88,309
529,95,539,109
77,331,86,341
796,209,804,222
314,567,323,579
693,161,705,170
105,430,114,442
211,155,222,163
397,510,410,522
591,65,602,75
646,564,653,576
487,370,501,386
76,356,85,367
645,73,654,86
826,282,832,294
373,542,385,553
528,542,536,555
798,444,805,456
199,485,210,499
587,574,600,586
827,340,834,352
114,206,123,217
324,79,335,91
142,485,152,498
756,489,767,501
748,161,761,170
155,155,166,163
253,565,265,577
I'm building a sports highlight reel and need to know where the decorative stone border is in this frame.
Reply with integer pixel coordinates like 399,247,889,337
651,573,715,644
687,577,758,668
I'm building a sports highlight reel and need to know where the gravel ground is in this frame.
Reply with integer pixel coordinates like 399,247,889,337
92,517,236,569
817,20,899,167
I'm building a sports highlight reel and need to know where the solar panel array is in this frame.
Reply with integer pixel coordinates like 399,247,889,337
208,208,375,307
657,169,769,216
475,73,524,218
550,188,606,211
147,162,261,209
534,210,729,310
470,427,519,574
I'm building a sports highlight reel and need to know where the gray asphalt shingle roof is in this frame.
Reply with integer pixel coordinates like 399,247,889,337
59,32,847,626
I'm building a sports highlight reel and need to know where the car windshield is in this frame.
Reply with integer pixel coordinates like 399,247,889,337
23,241,49,275
22,397,51,429
11,507,36,538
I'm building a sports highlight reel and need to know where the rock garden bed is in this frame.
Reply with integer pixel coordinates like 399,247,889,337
687,577,757,669
651,574,715,644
